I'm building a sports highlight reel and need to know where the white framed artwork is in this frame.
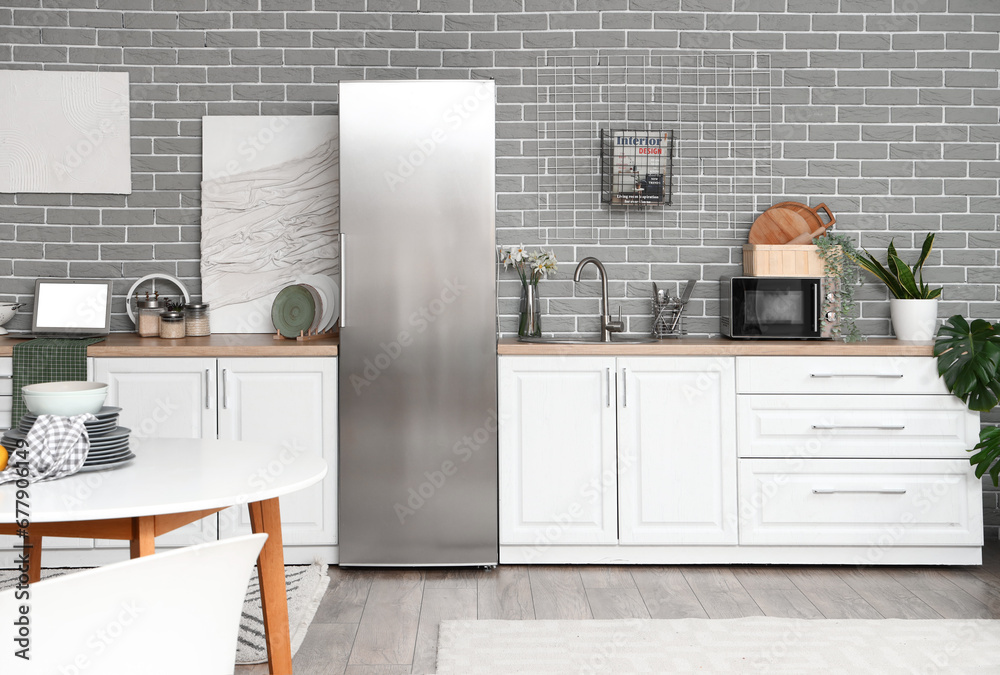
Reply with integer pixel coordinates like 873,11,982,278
200,116,339,334
0,70,131,194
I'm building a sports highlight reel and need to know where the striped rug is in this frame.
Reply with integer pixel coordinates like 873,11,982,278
237,562,330,664
0,562,329,666
437,617,1000,674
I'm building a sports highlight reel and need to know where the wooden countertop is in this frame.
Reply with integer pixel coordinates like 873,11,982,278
0,332,338,357
497,336,934,356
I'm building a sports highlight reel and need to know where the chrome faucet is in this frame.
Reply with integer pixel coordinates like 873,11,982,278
573,257,625,343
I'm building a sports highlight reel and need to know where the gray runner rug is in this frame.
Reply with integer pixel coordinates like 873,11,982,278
436,617,1000,674
0,562,329,666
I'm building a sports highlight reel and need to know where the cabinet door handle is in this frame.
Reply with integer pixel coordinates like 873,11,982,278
810,373,904,379
621,368,627,407
222,368,229,409
204,369,211,409
812,488,907,495
605,367,610,408
0,374,11,380
811,424,906,431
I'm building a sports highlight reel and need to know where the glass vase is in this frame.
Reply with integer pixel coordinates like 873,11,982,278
518,282,541,338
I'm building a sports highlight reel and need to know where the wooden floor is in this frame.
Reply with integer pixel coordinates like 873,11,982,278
237,539,1000,675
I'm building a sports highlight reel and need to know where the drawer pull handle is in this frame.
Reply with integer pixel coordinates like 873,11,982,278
0,375,11,379
810,373,904,379
813,488,907,495
812,424,906,431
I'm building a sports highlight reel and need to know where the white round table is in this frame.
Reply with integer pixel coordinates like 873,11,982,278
0,438,327,675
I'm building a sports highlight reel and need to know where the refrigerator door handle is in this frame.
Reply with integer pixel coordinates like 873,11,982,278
339,232,346,327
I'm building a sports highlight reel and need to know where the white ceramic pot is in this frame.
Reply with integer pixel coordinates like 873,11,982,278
889,298,940,343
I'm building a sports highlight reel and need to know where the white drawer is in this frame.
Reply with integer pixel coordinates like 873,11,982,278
738,458,983,547
0,364,10,396
736,356,949,395
738,395,979,459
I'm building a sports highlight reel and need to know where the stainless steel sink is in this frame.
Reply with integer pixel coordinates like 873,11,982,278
518,335,657,345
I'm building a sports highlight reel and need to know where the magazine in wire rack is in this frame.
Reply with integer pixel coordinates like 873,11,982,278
601,129,674,206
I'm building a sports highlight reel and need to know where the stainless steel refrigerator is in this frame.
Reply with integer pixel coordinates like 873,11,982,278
338,80,498,566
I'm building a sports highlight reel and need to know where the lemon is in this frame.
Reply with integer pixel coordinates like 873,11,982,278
0,445,7,472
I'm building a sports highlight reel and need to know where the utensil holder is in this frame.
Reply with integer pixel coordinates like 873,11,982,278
652,299,686,338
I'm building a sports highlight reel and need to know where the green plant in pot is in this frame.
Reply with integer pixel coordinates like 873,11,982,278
852,233,942,343
935,316,1000,485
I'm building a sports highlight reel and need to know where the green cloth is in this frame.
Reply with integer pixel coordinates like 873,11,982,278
11,337,105,423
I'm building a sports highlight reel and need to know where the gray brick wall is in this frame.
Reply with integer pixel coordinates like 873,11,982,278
0,2,998,341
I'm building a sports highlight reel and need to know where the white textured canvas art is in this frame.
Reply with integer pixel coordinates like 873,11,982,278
0,70,131,194
201,116,339,333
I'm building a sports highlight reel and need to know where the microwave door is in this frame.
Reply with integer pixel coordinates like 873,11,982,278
743,279,821,339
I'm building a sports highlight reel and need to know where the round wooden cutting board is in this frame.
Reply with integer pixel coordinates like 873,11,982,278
748,202,836,245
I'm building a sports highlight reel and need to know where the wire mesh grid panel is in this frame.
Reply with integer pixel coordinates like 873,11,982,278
534,52,775,243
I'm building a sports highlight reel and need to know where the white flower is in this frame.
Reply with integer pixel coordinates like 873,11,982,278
499,246,557,282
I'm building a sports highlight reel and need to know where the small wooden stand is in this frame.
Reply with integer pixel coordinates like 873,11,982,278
273,328,338,342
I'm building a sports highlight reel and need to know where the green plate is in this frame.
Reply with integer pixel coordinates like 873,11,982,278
271,285,316,339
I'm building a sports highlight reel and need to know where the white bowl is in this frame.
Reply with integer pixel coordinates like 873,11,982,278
22,381,109,416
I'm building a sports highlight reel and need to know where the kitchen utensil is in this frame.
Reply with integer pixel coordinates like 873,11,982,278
0,303,24,336
22,381,108,416
270,284,316,338
670,279,697,332
786,225,829,246
748,202,836,245
782,202,836,230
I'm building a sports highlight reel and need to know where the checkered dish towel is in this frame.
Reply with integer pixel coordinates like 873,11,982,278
0,414,96,485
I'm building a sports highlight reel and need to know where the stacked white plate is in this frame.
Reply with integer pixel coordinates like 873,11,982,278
3,406,135,472
296,274,340,333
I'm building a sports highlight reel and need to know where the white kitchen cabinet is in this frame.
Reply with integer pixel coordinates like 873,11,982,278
499,355,738,551
96,357,217,441
90,356,338,562
216,357,337,550
737,394,977,459
500,353,981,566
738,458,982,547
618,357,737,545
499,356,618,546
94,357,219,548
0,357,11,431
734,356,982,557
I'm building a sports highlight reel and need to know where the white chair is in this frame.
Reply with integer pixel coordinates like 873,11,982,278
0,533,267,675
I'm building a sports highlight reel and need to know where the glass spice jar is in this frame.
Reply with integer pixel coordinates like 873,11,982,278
159,311,186,339
137,299,166,337
184,303,211,337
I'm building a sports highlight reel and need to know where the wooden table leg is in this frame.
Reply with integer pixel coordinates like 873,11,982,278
130,516,155,558
248,498,291,675
24,532,41,584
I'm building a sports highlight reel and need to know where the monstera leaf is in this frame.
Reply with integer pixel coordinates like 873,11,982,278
971,427,1000,487
933,315,1000,412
